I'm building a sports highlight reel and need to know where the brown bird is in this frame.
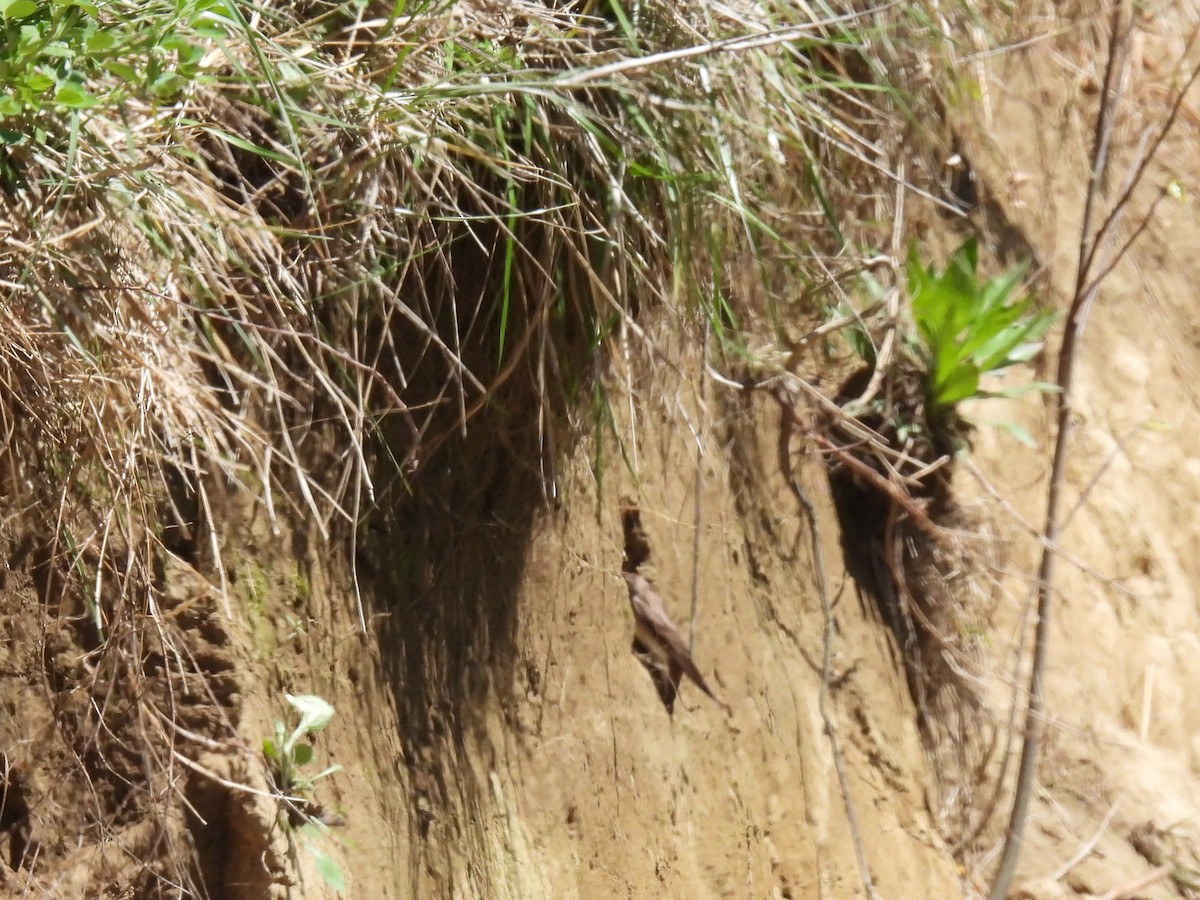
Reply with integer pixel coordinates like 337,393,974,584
621,571,726,713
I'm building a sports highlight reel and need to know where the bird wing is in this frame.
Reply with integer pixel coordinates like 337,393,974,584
628,577,717,700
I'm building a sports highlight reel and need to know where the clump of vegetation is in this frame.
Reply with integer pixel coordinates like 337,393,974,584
0,0,214,152
263,694,341,803
822,236,1056,844
841,238,1057,482
263,693,345,891
908,237,1057,448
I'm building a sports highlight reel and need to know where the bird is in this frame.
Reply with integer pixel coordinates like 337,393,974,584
621,570,727,714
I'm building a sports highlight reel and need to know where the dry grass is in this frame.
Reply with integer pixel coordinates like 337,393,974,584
0,0,957,613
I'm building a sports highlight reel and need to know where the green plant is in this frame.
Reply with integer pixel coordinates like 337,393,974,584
908,237,1057,427
0,0,215,139
263,693,345,891
263,692,341,797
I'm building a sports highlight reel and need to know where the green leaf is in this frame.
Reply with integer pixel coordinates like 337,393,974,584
310,764,343,782
86,31,117,54
284,694,336,753
16,22,37,50
976,260,1028,317
277,60,309,87
306,841,346,892
933,361,980,408
957,302,1023,359
149,71,184,98
1001,339,1045,365
262,738,278,760
975,309,1056,371
986,419,1037,448
292,743,313,766
980,380,1061,400
192,123,301,168
40,42,77,61
54,84,98,109
177,40,207,67
969,319,1032,371
105,62,138,81
161,34,194,53
946,237,979,298
0,95,22,117
0,0,38,19
843,322,876,366
286,694,336,733
24,72,54,92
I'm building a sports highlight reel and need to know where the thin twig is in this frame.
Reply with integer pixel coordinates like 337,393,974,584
1058,422,1142,534
775,395,877,900
770,370,952,481
1077,25,1200,287
170,750,285,803
986,6,1197,895
1095,864,1172,900
1048,800,1119,881
688,318,710,653
961,457,1139,601
549,4,901,88
812,432,940,537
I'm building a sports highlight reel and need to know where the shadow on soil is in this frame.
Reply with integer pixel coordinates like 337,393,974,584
349,215,596,892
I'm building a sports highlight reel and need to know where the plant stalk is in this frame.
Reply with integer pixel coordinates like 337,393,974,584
987,7,1130,896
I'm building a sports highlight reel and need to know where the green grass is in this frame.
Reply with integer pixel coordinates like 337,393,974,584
1,2,929,541
0,0,982,696
0,0,986,658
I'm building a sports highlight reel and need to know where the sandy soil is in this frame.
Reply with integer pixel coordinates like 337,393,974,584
947,7,1200,896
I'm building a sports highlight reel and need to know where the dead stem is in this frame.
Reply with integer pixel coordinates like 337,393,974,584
988,6,1200,895
775,391,878,900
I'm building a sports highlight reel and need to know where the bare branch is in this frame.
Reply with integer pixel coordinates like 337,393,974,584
988,7,1200,896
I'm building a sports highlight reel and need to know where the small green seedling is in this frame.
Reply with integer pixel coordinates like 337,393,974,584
263,693,342,795
908,237,1058,428
263,693,345,892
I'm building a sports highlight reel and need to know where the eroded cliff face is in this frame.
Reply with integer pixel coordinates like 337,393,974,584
302,11,1200,896
450,383,962,899
4,8,1200,900
946,11,1200,895
276,348,965,900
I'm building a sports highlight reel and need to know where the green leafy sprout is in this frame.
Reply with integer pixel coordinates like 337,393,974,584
262,693,345,892
908,236,1058,432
